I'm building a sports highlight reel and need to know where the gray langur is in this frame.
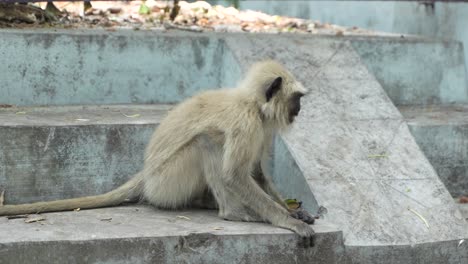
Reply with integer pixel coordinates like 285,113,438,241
0,60,315,241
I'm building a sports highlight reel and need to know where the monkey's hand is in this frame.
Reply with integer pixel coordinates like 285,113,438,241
284,199,317,225
289,207,316,225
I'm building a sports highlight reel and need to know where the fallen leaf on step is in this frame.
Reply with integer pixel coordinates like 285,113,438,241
0,104,13,108
15,111,27,115
176,215,191,220
213,227,224,230
25,215,45,223
284,198,302,210
122,113,141,118
0,190,4,206
74,208,81,212
75,118,90,122
100,217,112,222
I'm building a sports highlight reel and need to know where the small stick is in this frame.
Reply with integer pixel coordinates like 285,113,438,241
0,190,4,206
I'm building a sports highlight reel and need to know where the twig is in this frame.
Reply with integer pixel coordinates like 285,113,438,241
7,215,29,219
163,22,203,32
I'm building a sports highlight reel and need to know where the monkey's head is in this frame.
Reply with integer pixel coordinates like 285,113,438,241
240,60,308,129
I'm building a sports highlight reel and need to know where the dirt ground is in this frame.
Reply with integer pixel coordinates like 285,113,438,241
0,0,378,36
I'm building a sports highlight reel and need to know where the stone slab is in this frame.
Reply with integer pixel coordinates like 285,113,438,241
0,205,345,264
0,29,242,106
0,29,467,262
0,105,171,204
351,37,468,105
400,105,468,197
224,33,468,252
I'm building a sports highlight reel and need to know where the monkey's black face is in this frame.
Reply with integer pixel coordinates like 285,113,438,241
288,92,304,123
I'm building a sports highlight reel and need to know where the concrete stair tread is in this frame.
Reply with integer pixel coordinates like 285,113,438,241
399,104,468,126
0,104,173,127
0,205,339,243
0,205,345,263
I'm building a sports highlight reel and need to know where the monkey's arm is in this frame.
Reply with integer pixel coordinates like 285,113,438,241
222,128,314,237
255,132,288,209
253,161,288,209
254,134,315,223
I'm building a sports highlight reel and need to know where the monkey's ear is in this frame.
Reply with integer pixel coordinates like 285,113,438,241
266,77,282,102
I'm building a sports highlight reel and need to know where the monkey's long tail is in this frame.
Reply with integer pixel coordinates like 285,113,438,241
0,176,142,216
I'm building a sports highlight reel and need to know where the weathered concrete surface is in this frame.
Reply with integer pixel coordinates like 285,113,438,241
224,33,468,257
0,205,345,264
0,29,467,262
346,241,468,264
0,105,171,204
400,105,468,197
0,29,242,106
220,0,468,86
351,37,468,105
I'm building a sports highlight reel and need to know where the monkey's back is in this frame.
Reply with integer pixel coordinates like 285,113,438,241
142,88,259,171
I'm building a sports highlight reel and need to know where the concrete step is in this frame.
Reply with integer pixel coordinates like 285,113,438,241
351,37,468,106
399,104,468,197
0,104,171,205
1,29,467,263
0,205,345,264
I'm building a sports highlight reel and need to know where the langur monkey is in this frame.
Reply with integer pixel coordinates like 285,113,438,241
0,60,315,240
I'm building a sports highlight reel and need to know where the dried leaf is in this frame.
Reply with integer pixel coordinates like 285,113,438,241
213,227,224,230
0,190,4,206
75,118,90,122
0,104,13,108
176,215,191,220
15,111,27,115
107,7,122,14
25,215,45,223
458,239,465,248
74,208,81,212
122,113,140,118
284,198,302,210
100,217,112,221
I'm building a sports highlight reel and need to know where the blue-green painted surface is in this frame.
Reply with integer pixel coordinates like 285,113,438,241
0,30,241,106
351,38,468,105
211,0,468,96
